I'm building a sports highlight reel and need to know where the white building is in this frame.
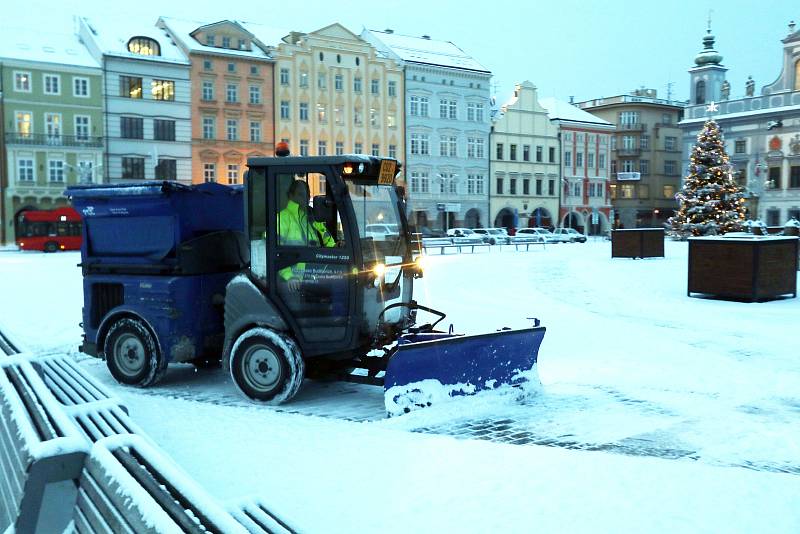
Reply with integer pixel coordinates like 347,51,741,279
79,17,192,183
362,29,492,230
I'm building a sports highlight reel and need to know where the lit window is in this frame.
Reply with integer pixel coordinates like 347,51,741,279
127,37,160,56
151,79,175,101
14,71,31,92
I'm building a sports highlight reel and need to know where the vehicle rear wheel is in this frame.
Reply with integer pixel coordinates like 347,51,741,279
229,328,305,403
44,241,58,253
104,317,166,387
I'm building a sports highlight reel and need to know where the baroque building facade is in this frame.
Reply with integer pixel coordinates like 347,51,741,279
539,97,615,234
79,17,192,184
679,22,800,225
158,18,275,185
490,82,560,230
577,90,685,229
362,29,491,230
0,27,103,243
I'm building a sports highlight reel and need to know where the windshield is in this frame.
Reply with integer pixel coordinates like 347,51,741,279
347,180,407,263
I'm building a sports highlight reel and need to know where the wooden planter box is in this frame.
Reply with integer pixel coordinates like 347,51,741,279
611,228,665,259
688,236,798,301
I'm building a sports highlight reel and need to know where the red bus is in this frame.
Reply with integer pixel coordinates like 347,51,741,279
16,207,82,252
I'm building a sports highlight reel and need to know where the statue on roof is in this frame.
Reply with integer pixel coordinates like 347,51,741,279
720,80,730,100
745,76,755,97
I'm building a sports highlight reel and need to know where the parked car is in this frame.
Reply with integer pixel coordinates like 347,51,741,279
553,228,587,243
409,225,446,238
366,223,400,241
517,227,559,243
471,228,511,245
446,228,484,245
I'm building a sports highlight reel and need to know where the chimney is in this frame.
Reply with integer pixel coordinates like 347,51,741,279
384,28,394,34
569,96,575,104
421,35,430,40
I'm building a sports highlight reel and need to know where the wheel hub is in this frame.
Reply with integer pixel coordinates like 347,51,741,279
114,333,145,377
243,346,281,392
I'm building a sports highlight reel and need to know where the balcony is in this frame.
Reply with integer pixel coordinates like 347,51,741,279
5,132,103,148
615,147,641,156
616,122,645,132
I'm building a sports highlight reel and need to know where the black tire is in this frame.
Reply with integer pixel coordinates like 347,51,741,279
229,328,305,403
103,318,167,387
44,241,58,253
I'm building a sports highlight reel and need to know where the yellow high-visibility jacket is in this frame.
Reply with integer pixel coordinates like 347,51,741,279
277,200,335,281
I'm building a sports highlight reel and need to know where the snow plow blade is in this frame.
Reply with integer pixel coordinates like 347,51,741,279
384,326,545,415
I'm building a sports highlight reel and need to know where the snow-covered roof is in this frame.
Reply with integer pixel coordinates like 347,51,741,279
158,17,272,60
0,25,99,68
239,21,294,50
679,103,800,125
366,30,489,73
81,16,189,65
539,97,614,127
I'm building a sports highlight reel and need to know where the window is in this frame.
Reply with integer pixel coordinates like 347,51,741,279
661,113,672,125
120,117,143,139
202,80,214,100
409,96,429,116
467,102,484,122
663,185,675,198
620,184,635,198
318,140,327,156
14,71,31,92
239,39,247,50
280,68,290,85
335,74,343,91
640,135,650,150
522,145,530,161
18,159,34,181
695,80,706,104
227,164,240,184
372,143,380,156
409,171,430,193
204,163,216,183
120,76,143,98
226,119,238,141
203,59,213,70
572,182,581,197
227,62,236,73
496,177,504,194
440,136,457,157
564,151,572,167
387,113,396,128
73,77,89,97
206,34,215,45
250,121,261,142
300,140,310,156
48,160,65,182
619,111,639,126
353,77,362,92
536,146,543,162
496,143,504,160
44,74,60,95
154,119,175,141
250,65,259,75
371,79,379,95
410,133,430,155
790,166,800,188
467,174,484,194
622,135,636,149
509,178,517,195
576,152,583,168
388,144,397,159
664,160,677,175
588,153,595,168
370,108,378,126
599,153,606,169
639,160,649,175
439,100,457,119
335,107,343,125
318,72,327,89
766,209,781,226
665,136,677,151
388,80,397,97
768,167,781,189
621,159,635,172
611,160,617,174
354,109,362,124
280,100,290,120
122,157,145,179
152,79,175,101
318,104,328,123
75,116,90,140
548,146,555,163
734,140,747,154
202,117,215,139
335,141,344,155
299,102,309,121
510,144,517,161
467,137,485,158
156,159,177,181
226,83,238,103
523,178,530,195
45,112,61,140
249,85,261,104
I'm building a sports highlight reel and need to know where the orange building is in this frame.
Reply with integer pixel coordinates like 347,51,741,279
158,18,275,184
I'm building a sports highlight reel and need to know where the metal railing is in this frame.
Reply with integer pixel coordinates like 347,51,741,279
4,132,104,148
616,122,646,131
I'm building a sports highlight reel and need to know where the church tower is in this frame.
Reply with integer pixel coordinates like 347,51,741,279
689,24,727,105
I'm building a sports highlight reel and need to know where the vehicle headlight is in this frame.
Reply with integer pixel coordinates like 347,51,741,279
414,255,426,273
372,263,386,277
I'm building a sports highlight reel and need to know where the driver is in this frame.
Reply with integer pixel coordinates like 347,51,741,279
278,180,335,291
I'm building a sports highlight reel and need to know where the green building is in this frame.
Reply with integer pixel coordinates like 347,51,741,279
0,27,103,244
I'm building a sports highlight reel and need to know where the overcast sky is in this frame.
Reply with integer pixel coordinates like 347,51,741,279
14,0,798,104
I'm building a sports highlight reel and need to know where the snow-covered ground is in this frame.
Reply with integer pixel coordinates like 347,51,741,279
1,240,799,532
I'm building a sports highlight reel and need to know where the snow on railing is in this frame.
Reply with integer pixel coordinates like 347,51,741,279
228,496,298,533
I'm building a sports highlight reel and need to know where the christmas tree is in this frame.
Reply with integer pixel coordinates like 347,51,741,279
669,118,746,237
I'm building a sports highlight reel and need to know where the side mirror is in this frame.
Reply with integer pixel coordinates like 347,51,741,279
312,195,335,222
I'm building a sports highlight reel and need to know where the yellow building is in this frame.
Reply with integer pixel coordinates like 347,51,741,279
253,24,404,178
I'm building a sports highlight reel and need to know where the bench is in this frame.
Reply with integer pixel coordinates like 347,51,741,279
421,238,490,255
507,238,546,251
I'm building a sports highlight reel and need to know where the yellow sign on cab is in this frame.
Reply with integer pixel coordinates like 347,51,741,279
378,159,396,185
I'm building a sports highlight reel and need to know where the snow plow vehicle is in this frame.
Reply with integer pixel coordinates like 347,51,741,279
67,154,545,414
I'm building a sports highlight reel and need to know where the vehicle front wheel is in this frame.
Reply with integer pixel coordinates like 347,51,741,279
104,317,167,387
229,328,305,404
